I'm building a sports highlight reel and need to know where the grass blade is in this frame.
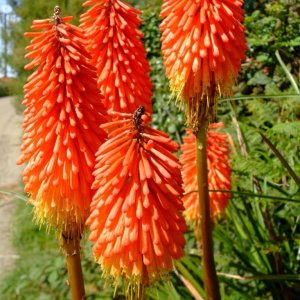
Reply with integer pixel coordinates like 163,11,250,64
175,271,204,300
260,132,300,188
175,261,205,298
218,272,300,282
220,94,300,102
0,190,27,202
185,190,300,204
275,50,300,95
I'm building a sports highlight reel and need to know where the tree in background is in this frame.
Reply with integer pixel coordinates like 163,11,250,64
6,0,85,95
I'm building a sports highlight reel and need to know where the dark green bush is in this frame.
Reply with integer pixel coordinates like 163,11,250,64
240,0,300,95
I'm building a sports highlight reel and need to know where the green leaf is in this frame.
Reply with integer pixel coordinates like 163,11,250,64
218,273,300,282
260,132,300,188
219,94,300,103
248,71,272,86
270,121,300,137
175,260,205,298
275,50,300,94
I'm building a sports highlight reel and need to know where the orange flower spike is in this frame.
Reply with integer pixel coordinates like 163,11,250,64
17,7,108,235
160,0,247,126
181,123,231,223
80,0,152,113
88,106,186,292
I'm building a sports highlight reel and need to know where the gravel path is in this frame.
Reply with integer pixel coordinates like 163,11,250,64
0,96,23,279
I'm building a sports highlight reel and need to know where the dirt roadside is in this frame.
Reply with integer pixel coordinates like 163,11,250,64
0,96,24,279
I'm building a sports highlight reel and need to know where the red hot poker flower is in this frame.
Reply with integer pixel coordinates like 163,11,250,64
80,0,152,113
181,123,231,223
87,106,186,291
17,7,108,235
160,0,247,126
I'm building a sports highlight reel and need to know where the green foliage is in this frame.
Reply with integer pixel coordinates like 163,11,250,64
231,92,300,191
0,77,16,97
211,69,300,297
0,201,119,300
215,197,300,299
241,0,300,94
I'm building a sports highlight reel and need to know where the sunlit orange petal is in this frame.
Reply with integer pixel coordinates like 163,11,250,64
17,7,108,234
160,0,247,125
87,106,186,292
80,0,152,113
181,123,231,223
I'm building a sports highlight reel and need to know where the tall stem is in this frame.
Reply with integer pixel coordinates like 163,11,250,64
195,119,220,300
61,233,86,300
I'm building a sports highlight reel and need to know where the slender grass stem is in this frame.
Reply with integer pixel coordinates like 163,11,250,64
195,120,220,300
131,289,144,300
61,233,85,300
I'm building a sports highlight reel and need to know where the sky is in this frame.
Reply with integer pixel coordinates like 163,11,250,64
0,0,12,13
